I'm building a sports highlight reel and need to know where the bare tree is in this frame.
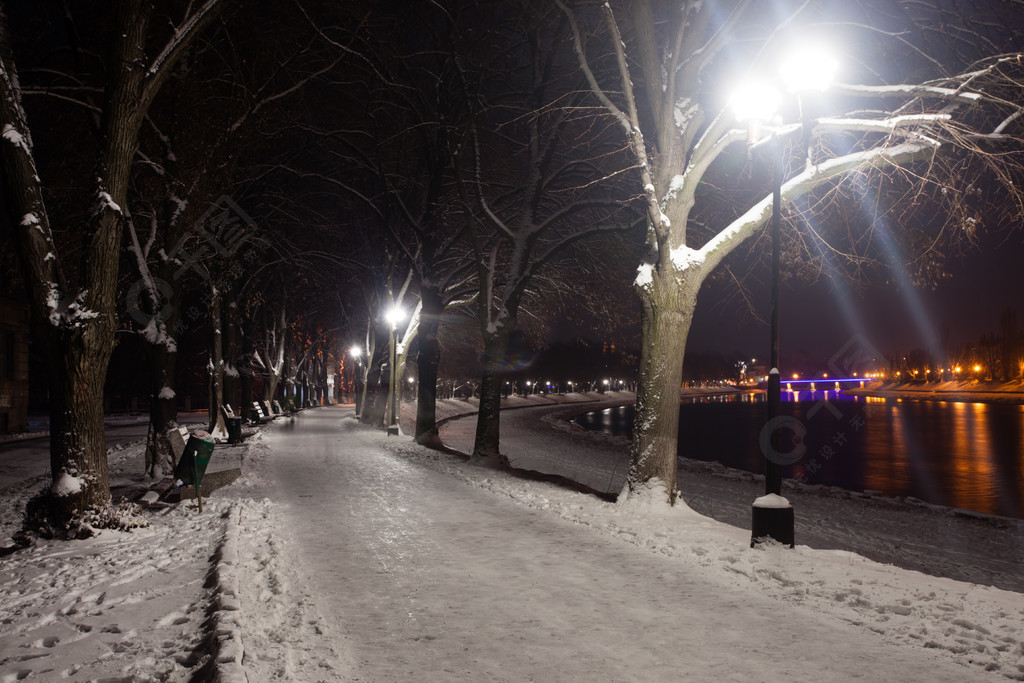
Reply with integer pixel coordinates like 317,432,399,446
559,0,1024,503
122,10,345,472
0,1,224,534
457,3,638,464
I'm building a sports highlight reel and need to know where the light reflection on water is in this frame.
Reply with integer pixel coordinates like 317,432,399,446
574,394,1024,519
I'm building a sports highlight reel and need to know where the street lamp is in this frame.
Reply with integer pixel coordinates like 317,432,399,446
732,45,836,548
384,307,405,436
350,345,363,418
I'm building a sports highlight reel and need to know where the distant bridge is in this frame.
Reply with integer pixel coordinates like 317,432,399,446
780,377,870,392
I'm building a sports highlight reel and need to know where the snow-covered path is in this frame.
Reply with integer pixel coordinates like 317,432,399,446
440,401,1024,594
259,407,985,681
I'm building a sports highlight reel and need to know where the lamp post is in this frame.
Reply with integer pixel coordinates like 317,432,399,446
732,45,836,548
350,345,363,418
384,307,405,436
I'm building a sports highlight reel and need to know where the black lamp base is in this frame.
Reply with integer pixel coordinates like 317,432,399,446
751,504,794,548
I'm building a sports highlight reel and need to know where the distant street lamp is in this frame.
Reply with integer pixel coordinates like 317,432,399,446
732,44,836,548
384,307,406,436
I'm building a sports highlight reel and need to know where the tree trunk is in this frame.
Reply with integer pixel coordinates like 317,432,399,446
46,325,113,529
626,275,699,504
223,299,240,409
415,288,444,447
240,317,256,413
207,288,226,436
146,339,178,477
472,328,512,466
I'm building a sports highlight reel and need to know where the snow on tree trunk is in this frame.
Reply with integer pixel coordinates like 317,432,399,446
260,299,286,403
146,341,178,477
358,318,375,421
627,272,699,504
415,288,444,447
223,300,240,408
207,287,226,438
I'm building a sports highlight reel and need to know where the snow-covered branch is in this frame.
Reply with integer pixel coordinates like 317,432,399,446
146,0,222,82
817,114,953,134
830,82,983,103
700,141,937,274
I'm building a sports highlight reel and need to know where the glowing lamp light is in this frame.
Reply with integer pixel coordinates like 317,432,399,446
384,307,406,327
973,364,982,373
730,81,781,123
350,346,361,358
780,46,838,93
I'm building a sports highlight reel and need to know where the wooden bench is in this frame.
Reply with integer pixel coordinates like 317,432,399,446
250,401,269,424
167,425,190,466
262,400,278,419
272,399,284,416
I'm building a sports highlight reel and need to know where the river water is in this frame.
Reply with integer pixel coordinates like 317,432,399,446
573,392,1024,520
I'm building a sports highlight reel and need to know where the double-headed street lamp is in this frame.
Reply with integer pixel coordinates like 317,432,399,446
732,45,836,548
384,306,406,436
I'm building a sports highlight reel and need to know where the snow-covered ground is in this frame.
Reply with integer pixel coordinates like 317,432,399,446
438,397,1024,594
1,400,1023,681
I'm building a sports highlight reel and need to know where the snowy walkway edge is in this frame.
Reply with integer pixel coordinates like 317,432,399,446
211,505,248,683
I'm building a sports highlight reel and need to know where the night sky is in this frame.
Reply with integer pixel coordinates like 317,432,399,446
687,229,1024,370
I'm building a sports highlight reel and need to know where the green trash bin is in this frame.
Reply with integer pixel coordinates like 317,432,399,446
226,416,242,444
173,431,215,511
